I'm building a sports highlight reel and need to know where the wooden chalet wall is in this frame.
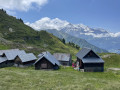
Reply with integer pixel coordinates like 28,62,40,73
23,60,35,66
35,57,59,70
53,53,72,66
84,63,104,72
14,56,35,67
14,56,22,67
0,61,8,68
35,57,54,70
59,61,69,66
0,61,14,68
59,55,72,66
84,50,99,58
76,57,84,69
69,55,72,66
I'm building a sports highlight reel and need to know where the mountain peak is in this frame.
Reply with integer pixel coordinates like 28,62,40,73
26,17,120,38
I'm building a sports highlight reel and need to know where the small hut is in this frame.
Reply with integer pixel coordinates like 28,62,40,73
0,50,26,67
35,51,60,70
76,48,104,72
14,53,37,67
0,49,37,68
53,53,72,66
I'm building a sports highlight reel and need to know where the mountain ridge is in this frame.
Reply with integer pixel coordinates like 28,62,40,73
26,17,120,53
45,29,108,53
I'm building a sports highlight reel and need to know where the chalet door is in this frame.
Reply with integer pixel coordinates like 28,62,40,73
41,63,47,69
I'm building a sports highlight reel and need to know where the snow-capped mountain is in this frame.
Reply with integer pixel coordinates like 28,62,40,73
26,17,120,38
60,23,120,38
26,17,120,53
60,24,120,53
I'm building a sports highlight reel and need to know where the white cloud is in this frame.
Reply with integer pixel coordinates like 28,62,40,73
109,32,120,37
0,0,48,12
80,32,120,38
25,17,120,38
25,17,69,30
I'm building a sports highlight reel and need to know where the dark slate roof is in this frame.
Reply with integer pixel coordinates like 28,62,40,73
17,53,37,63
4,50,26,60
38,53,44,58
0,49,36,64
82,58,104,63
0,49,19,56
53,53,71,61
38,52,48,58
0,57,7,63
76,48,104,63
76,48,91,59
35,51,60,66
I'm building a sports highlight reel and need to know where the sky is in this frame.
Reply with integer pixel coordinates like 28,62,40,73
0,0,120,33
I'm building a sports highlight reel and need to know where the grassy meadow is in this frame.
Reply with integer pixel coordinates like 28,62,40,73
0,54,120,90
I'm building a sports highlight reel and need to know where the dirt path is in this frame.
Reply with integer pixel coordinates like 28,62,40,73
101,54,115,58
108,68,120,71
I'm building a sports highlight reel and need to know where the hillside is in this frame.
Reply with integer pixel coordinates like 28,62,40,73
0,9,78,55
45,29,108,53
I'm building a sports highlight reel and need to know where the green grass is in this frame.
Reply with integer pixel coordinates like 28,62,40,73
0,54,120,90
0,44,10,50
0,66,120,90
103,54,120,68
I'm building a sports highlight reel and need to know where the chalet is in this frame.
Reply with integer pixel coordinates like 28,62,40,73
0,50,26,67
35,51,60,70
76,48,104,72
53,53,72,66
14,53,37,67
1,50,26,67
0,49,36,68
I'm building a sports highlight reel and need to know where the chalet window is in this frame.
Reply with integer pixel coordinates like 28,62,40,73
41,63,47,69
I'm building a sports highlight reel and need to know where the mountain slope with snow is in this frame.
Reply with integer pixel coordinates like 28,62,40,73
26,17,120,53
60,24,120,53
45,29,108,53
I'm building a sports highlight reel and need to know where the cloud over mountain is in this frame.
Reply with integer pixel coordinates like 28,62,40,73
80,32,120,38
26,17,120,38
25,17,69,30
0,0,48,12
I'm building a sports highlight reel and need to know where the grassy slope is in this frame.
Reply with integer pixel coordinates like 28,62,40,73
0,54,120,90
0,9,78,55
103,54,120,68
